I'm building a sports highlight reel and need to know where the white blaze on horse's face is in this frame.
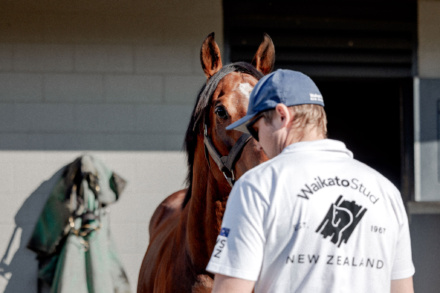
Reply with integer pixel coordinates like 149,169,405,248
238,83,253,99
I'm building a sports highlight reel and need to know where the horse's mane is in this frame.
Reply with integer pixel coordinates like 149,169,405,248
182,62,263,208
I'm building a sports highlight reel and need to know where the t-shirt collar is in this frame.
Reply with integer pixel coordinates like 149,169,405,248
280,139,354,159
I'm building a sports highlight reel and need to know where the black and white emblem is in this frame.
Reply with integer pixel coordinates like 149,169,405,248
316,195,367,247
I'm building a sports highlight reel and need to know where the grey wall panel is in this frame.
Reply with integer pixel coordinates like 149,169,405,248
415,78,440,200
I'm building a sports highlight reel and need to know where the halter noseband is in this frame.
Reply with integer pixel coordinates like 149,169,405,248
203,123,251,187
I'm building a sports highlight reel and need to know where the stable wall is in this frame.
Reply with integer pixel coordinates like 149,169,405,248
415,0,440,201
0,1,223,292
2,0,440,292
411,1,440,292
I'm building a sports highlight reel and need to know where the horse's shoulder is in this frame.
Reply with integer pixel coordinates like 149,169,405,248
149,188,187,237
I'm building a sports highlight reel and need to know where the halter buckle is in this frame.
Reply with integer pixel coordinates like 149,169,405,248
223,170,235,187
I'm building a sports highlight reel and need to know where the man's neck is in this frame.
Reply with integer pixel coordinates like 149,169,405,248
284,125,325,147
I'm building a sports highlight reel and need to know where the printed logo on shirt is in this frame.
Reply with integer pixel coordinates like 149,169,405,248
296,176,380,205
316,195,367,247
212,227,230,258
220,227,230,237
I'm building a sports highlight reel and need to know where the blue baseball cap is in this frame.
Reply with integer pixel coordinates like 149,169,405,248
226,69,324,133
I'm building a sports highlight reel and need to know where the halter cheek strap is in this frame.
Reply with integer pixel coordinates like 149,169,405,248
203,123,252,187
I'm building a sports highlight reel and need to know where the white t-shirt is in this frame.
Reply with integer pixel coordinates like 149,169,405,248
207,139,415,293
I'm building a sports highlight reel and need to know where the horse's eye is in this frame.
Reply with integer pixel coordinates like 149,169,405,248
214,106,229,120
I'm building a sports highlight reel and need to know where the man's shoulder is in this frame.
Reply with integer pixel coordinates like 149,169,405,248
237,153,302,194
241,155,287,179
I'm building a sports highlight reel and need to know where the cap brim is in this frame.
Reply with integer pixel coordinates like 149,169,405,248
226,113,257,133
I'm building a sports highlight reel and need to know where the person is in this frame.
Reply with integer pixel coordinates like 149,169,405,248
206,69,415,293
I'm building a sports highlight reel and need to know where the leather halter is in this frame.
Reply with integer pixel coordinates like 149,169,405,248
203,123,252,187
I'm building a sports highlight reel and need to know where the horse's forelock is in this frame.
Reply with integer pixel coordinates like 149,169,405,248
182,62,263,208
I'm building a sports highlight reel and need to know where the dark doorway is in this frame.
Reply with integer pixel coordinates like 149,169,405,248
317,79,402,187
223,0,416,199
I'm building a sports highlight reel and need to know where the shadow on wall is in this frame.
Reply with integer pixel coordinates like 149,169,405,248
410,214,440,293
0,169,64,293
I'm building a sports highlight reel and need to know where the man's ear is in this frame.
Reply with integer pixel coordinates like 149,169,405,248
275,104,292,128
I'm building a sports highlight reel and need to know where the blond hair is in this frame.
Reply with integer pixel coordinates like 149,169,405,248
262,104,327,138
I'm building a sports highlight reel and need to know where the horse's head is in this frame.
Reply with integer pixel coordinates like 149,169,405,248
184,33,275,198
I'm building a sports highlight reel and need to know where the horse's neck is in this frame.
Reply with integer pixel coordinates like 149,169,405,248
184,147,231,272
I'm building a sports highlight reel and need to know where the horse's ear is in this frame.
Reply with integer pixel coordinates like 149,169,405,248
252,33,275,75
200,32,223,80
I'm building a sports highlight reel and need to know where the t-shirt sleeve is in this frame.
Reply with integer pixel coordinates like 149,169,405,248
391,193,415,280
206,179,268,281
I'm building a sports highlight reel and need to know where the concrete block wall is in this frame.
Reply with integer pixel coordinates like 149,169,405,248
415,0,440,201
0,1,223,292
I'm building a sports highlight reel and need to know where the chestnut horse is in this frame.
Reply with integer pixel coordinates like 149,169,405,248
137,33,275,293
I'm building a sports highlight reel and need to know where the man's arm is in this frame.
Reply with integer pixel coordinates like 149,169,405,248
391,277,414,293
212,274,255,293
